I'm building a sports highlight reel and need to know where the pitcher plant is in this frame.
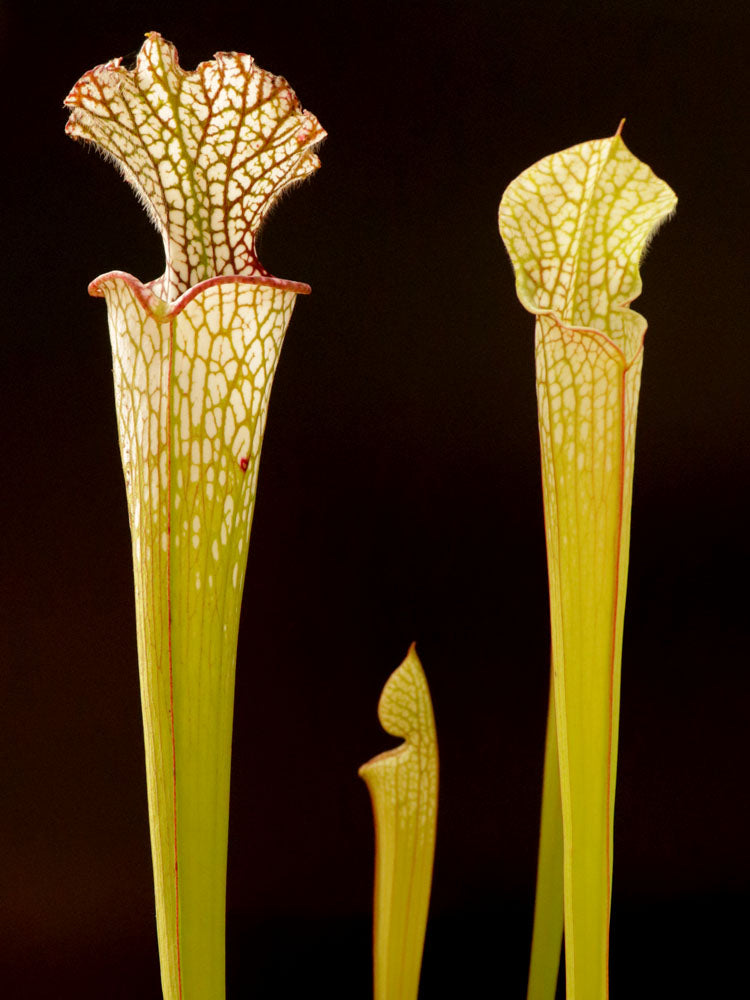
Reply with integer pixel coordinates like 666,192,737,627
499,125,676,1000
65,32,325,999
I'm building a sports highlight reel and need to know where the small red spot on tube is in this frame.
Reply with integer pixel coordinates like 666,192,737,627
239,457,249,472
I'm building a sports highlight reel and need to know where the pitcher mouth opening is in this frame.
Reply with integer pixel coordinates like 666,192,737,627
531,306,648,370
89,270,311,319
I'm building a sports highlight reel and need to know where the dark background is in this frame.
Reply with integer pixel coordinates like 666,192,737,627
1,0,748,996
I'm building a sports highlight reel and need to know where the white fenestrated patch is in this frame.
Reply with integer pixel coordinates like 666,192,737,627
103,277,298,629
65,32,326,302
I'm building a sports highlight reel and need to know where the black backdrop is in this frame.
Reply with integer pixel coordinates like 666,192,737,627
1,1,748,996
